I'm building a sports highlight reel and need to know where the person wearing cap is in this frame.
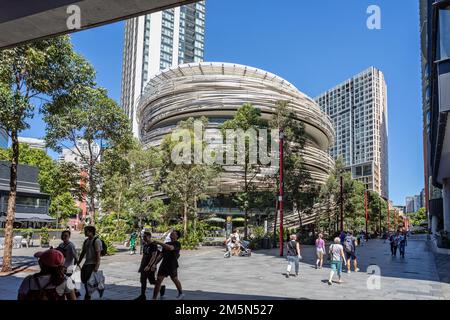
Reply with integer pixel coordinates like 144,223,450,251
17,249,76,300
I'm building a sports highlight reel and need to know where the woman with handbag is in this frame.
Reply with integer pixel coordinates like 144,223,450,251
328,237,347,285
285,234,301,278
315,233,326,269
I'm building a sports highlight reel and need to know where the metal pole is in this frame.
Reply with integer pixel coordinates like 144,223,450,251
364,190,368,240
340,175,344,232
279,131,284,257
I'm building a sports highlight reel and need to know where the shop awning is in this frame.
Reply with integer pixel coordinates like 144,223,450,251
0,212,56,223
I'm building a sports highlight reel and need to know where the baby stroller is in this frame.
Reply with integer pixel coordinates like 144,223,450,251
224,240,252,258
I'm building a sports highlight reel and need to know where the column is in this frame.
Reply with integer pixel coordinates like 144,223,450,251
432,215,439,235
443,179,450,233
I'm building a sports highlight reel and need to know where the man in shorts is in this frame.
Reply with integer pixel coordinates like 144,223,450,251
343,230,360,273
152,230,184,300
135,231,162,300
77,226,102,300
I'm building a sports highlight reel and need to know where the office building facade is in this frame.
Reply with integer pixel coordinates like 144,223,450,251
420,0,450,235
137,62,335,226
58,139,100,168
121,1,206,137
18,137,46,151
315,67,389,199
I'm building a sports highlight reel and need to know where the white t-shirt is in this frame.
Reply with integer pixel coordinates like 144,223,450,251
18,274,74,297
329,244,344,261
164,230,172,244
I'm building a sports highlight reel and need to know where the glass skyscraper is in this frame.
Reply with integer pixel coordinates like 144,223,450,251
315,67,389,199
121,1,206,137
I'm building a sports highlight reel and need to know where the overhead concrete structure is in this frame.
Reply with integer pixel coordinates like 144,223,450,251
0,0,198,49
137,62,335,224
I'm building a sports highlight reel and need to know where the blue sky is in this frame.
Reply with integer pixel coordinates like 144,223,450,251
21,0,423,206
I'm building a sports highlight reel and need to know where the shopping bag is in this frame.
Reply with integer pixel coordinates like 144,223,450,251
87,270,105,296
70,268,82,290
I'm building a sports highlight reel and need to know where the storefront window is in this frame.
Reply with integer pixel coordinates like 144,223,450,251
438,6,450,60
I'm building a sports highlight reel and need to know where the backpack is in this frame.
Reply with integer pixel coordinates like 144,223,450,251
56,243,69,258
344,236,354,253
83,237,107,256
25,276,65,301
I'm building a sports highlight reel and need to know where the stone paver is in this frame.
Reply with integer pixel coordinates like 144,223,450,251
1,235,449,300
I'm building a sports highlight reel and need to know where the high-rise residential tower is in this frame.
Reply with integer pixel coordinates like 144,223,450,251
315,67,389,199
121,1,206,137
420,0,450,235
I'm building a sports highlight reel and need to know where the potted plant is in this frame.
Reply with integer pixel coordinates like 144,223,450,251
40,227,50,248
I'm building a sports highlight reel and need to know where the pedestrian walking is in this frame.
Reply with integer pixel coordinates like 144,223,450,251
358,231,365,247
315,233,325,269
56,230,80,297
398,229,407,258
129,229,138,255
135,231,163,300
343,231,360,273
340,230,347,245
328,237,347,285
285,234,301,278
389,231,398,257
18,249,76,300
152,230,184,300
56,230,78,273
77,226,103,300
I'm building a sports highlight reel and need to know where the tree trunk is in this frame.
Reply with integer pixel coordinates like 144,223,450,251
193,195,197,231
1,131,19,272
116,178,123,228
295,201,303,229
88,167,95,225
183,197,188,236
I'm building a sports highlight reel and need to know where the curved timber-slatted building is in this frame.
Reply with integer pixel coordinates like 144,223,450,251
137,62,335,225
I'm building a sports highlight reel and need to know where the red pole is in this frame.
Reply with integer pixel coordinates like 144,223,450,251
364,190,368,239
279,131,284,257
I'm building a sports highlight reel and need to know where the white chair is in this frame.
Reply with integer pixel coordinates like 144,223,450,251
13,236,23,249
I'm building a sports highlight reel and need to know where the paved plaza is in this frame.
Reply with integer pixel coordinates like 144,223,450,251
1,234,449,300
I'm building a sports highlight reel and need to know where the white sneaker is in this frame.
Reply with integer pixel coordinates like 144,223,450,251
355,268,360,272
347,270,351,274
176,293,185,300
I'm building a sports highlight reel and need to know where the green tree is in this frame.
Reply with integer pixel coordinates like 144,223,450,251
160,117,218,235
0,36,94,271
100,140,163,227
220,103,266,238
49,192,79,225
269,101,313,229
44,87,132,225
409,207,427,226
